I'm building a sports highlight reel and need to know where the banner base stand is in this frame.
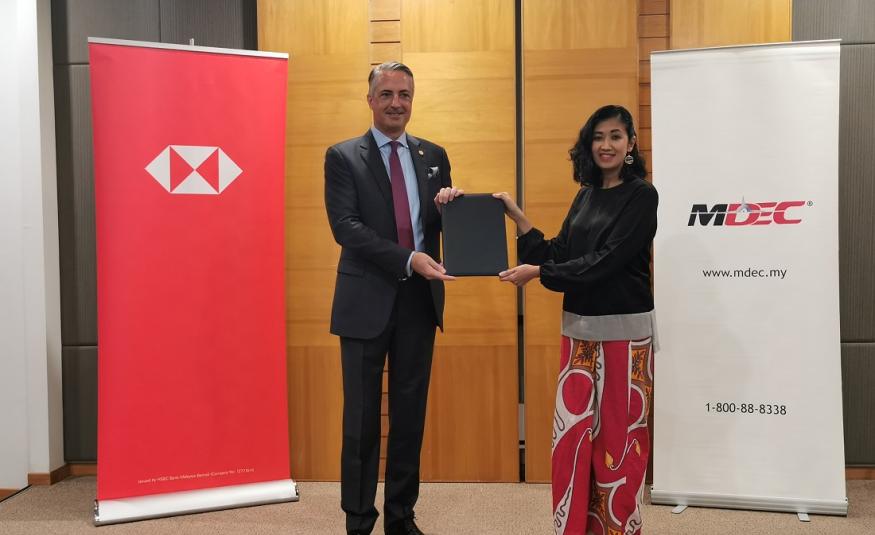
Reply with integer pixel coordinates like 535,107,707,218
650,487,847,517
94,479,299,526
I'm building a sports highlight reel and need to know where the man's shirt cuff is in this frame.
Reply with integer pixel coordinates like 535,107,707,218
405,251,415,278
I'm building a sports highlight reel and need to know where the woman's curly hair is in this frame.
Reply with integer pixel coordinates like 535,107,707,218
569,104,647,188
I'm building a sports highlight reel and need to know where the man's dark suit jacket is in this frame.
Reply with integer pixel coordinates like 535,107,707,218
325,130,452,339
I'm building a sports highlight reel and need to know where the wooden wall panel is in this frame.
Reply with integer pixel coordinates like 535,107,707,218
641,0,668,15
261,0,518,482
259,0,795,486
370,20,401,43
368,3,404,476
639,14,668,38
259,0,371,480
403,0,519,482
370,0,402,21
670,0,792,50
370,42,403,63
637,0,668,485
522,0,639,483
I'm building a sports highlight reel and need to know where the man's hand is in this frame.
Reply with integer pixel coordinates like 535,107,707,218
499,264,540,287
434,187,465,211
411,252,456,281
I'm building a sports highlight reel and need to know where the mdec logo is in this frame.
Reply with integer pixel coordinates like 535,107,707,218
688,199,807,226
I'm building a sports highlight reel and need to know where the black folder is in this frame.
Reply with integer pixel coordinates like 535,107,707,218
441,194,508,276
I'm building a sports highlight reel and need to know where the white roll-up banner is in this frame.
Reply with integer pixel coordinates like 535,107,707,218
651,40,847,516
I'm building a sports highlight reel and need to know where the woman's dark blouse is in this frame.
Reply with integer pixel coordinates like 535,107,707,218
518,178,658,317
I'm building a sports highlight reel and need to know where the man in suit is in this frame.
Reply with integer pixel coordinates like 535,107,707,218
324,61,462,535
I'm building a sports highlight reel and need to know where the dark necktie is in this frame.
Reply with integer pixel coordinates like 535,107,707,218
389,141,415,250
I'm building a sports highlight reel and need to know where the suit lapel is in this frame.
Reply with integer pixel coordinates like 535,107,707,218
407,134,430,229
359,131,393,206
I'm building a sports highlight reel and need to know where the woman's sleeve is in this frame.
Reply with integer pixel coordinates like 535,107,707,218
516,189,583,265
538,185,658,293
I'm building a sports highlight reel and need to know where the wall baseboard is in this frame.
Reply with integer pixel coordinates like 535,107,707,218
0,488,21,501
68,463,97,477
27,464,71,486
846,467,875,480
27,463,96,486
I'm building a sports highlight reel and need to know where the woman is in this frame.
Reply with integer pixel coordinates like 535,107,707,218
495,105,657,535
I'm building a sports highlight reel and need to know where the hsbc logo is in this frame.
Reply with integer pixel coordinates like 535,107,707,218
145,145,242,194
688,199,809,226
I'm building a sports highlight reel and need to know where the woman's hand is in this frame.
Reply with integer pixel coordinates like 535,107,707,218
492,192,533,235
499,264,540,287
492,192,523,219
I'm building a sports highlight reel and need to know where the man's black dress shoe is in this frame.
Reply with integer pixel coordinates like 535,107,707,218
385,515,425,535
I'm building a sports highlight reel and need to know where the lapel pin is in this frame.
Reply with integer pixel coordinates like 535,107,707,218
418,149,424,156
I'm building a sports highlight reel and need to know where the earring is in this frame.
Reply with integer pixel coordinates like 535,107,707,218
624,153,634,165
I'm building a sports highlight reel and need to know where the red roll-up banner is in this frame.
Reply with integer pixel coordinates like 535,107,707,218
89,38,295,525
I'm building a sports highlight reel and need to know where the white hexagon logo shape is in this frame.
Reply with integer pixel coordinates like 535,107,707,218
145,145,242,194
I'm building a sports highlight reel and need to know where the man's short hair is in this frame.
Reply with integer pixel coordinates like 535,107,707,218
368,61,414,95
